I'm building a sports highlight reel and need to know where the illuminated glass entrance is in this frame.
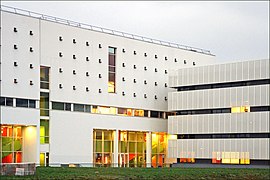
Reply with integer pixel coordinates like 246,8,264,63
93,129,114,167
118,131,146,167
152,132,167,167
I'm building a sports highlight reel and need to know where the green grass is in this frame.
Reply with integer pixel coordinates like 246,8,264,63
1,167,270,180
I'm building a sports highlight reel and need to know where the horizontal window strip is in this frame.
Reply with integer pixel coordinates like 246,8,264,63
177,133,270,139
176,106,270,115
51,101,172,119
0,96,36,108
174,79,270,92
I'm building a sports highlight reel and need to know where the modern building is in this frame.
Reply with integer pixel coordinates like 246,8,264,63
168,59,270,165
0,6,216,167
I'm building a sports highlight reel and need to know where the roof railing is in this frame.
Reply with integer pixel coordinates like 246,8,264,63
1,5,214,56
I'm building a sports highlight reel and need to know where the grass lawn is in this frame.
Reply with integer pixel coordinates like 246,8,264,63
1,167,270,180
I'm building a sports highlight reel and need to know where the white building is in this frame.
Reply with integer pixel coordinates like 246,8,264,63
0,6,215,167
168,59,270,165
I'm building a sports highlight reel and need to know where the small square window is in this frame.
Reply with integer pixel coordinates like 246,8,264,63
29,100,36,108
6,98,13,106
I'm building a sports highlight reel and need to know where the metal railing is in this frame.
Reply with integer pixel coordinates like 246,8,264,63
0,5,214,56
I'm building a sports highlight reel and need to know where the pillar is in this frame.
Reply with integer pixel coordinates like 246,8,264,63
113,130,119,167
146,131,152,167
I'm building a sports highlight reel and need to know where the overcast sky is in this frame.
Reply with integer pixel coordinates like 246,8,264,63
1,1,269,63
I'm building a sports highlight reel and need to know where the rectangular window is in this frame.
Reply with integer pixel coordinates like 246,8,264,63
65,103,71,111
92,106,98,113
99,106,117,115
85,105,91,112
29,100,36,108
118,108,132,116
150,111,159,118
134,109,144,117
1,126,23,163
6,98,13,107
52,102,64,110
74,104,84,112
40,92,49,116
108,47,116,93
40,119,49,144
16,98,28,108
0,97,5,106
40,66,50,89
93,129,114,167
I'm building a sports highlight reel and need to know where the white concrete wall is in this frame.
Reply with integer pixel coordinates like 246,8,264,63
39,19,215,111
49,110,167,164
0,12,40,100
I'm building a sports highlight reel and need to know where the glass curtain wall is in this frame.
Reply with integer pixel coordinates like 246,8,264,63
152,133,167,167
93,129,114,167
1,125,23,163
118,131,146,167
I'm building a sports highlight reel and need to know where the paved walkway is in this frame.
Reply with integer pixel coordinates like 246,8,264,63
172,163,270,169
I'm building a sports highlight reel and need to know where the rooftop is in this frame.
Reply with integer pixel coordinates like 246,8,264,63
1,5,214,56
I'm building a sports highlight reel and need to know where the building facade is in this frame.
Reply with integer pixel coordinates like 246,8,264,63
0,6,215,167
168,59,270,165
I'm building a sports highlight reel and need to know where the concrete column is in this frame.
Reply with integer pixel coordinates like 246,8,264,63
146,131,152,167
113,130,119,167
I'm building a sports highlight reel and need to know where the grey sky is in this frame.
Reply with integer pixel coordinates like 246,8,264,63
1,1,269,63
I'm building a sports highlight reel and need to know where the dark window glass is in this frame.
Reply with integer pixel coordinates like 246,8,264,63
65,103,71,111
0,97,5,106
6,98,13,106
109,73,115,81
109,66,115,72
52,102,64,110
177,133,270,139
109,55,115,66
40,109,49,116
40,92,49,109
29,100,36,108
251,106,270,112
175,79,270,92
150,111,159,118
85,105,91,112
144,110,148,117
40,67,49,82
16,98,28,107
74,104,84,112
40,82,49,89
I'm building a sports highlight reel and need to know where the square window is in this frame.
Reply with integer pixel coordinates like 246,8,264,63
6,98,13,106
65,103,71,111
74,104,84,112
85,105,91,112
29,100,36,108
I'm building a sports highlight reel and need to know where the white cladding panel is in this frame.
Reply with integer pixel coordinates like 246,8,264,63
0,12,40,100
168,112,269,135
169,59,269,88
49,110,167,164
168,138,270,160
168,84,269,111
